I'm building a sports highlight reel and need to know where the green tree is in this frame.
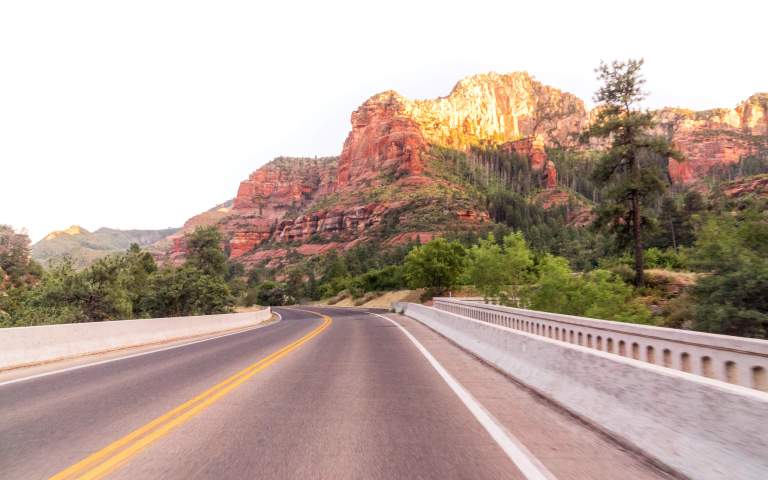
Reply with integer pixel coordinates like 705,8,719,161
502,232,534,286
404,238,466,297
525,254,651,323
525,255,582,315
142,265,234,317
466,234,506,301
185,226,228,278
466,232,533,302
0,225,41,288
579,269,652,323
688,209,768,338
585,59,681,287
122,243,158,314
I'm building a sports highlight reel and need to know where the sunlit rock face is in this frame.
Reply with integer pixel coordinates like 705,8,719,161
223,157,338,258
167,72,766,266
335,72,586,191
656,93,768,183
403,72,588,148
336,92,428,190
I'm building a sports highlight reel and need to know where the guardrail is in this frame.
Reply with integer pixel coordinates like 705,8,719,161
433,297,768,392
396,301,768,480
0,309,272,371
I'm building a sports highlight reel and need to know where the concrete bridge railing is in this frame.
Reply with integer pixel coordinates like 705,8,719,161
395,301,768,480
0,309,272,371
433,297,768,392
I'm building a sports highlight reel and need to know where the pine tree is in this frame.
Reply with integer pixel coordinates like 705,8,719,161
585,59,681,286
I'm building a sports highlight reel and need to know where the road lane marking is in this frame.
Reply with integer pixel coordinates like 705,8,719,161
0,312,282,388
373,312,558,480
50,312,330,480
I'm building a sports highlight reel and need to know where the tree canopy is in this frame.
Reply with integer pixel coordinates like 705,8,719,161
404,238,466,297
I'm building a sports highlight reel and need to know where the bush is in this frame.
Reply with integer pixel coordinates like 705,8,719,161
2,231,236,326
357,265,405,292
253,281,295,306
326,290,349,305
688,209,768,338
644,247,688,270
524,255,652,323
353,291,379,306
142,265,234,317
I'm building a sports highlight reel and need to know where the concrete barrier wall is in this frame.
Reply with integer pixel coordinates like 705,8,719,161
434,297,768,392
396,302,768,480
0,309,272,370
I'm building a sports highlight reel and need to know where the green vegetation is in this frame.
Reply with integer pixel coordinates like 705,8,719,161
404,238,467,298
429,143,608,270
525,255,652,323
1,227,235,327
686,205,768,338
465,233,532,302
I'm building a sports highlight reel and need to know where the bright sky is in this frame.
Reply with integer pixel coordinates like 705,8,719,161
2,0,766,242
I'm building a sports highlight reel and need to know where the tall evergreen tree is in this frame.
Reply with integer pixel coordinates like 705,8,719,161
585,59,681,286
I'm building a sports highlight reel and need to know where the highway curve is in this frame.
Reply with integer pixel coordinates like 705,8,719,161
0,307,531,479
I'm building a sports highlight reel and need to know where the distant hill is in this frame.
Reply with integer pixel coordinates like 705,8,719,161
32,226,179,269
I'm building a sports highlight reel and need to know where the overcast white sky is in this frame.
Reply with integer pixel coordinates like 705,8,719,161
2,0,766,241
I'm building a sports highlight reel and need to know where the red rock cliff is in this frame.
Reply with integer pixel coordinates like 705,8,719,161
169,74,766,266
656,93,768,183
336,91,428,190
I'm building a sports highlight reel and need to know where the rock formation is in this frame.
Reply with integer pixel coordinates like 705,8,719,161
166,73,766,267
403,72,587,148
656,93,768,183
501,136,557,188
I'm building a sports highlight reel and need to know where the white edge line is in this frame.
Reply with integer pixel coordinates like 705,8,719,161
371,312,557,480
0,311,283,388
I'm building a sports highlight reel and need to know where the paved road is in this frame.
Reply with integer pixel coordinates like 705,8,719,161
0,307,529,479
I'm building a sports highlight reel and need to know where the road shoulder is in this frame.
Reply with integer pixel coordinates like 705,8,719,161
385,312,675,480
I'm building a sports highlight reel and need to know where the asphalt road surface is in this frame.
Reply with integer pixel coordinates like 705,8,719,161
0,307,671,480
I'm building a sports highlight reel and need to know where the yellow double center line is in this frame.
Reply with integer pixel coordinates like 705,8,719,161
51,310,332,480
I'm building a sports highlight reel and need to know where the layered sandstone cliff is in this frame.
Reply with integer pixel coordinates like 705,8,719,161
335,72,585,191
657,93,768,183
405,72,587,148
167,73,766,267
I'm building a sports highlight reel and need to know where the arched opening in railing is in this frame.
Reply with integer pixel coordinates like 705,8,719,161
681,352,691,372
577,332,583,346
596,336,602,350
619,340,626,356
606,338,614,353
724,361,738,384
662,349,672,368
631,343,640,360
752,366,767,392
646,346,655,364
701,356,714,378
587,334,593,348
